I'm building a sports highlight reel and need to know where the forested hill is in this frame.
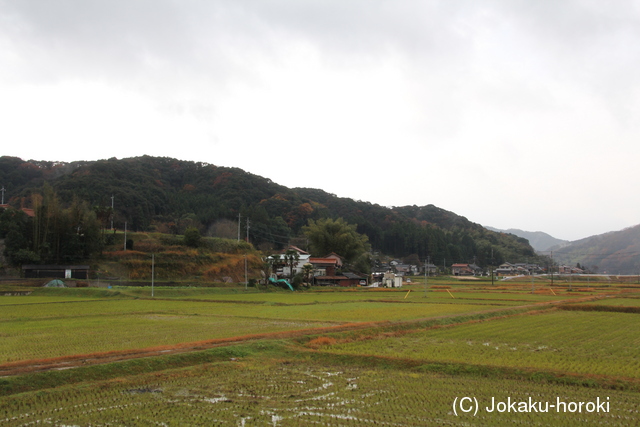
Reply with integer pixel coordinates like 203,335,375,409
549,225,640,275
0,155,539,266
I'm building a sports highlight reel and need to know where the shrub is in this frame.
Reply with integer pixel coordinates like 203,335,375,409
183,227,201,248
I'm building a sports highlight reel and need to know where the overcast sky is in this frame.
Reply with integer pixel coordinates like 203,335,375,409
1,1,639,241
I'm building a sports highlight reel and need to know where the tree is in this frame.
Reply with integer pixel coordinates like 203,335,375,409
303,217,370,264
0,188,103,265
183,227,201,247
283,248,300,279
270,254,281,276
403,253,421,266
302,263,314,285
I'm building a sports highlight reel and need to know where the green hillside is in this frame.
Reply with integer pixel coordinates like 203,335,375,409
0,155,543,268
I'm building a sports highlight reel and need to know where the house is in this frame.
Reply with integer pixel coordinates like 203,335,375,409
394,263,411,276
495,262,516,276
452,264,472,276
308,257,339,277
21,208,35,218
496,262,543,276
0,204,35,218
372,262,389,274
558,265,584,275
313,272,367,287
424,263,438,275
308,252,349,277
324,252,344,268
22,265,90,279
452,263,481,276
269,246,310,277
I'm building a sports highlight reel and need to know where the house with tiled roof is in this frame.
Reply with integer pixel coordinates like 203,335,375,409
308,257,338,276
452,263,482,276
313,271,367,287
0,204,35,218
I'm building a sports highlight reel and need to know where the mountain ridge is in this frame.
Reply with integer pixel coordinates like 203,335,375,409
486,224,640,274
484,226,570,252
0,155,548,268
548,224,640,274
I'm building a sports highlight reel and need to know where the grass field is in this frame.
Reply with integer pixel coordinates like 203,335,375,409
0,279,638,426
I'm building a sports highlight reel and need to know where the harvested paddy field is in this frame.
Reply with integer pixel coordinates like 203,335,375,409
0,279,638,426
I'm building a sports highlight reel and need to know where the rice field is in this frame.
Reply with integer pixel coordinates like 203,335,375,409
0,313,331,364
0,290,533,363
325,310,640,378
588,295,640,307
1,356,637,426
0,283,638,426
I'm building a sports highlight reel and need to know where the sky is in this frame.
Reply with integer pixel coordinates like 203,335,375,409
1,0,639,242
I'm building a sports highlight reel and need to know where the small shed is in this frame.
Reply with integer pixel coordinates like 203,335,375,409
22,265,90,279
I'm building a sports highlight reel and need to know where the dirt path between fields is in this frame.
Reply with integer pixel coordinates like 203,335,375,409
0,293,614,378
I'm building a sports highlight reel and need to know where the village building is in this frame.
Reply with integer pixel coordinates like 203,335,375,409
424,263,438,275
558,265,584,274
22,265,90,279
269,246,310,277
313,272,367,287
496,262,544,276
451,263,482,276
308,257,338,277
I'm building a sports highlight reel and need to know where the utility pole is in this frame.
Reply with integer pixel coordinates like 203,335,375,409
245,218,250,289
151,253,155,297
550,251,554,286
111,195,114,230
0,186,5,205
424,256,429,297
491,248,494,285
123,221,127,251
237,213,241,242
244,254,248,290
531,268,535,294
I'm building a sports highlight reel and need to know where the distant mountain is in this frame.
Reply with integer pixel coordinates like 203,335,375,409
485,227,569,252
549,225,640,275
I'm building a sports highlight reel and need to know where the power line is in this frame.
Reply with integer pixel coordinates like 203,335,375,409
249,229,291,246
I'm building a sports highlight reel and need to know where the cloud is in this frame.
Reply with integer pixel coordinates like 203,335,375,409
1,0,639,241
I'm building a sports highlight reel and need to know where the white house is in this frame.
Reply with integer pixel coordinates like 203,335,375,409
270,246,310,277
